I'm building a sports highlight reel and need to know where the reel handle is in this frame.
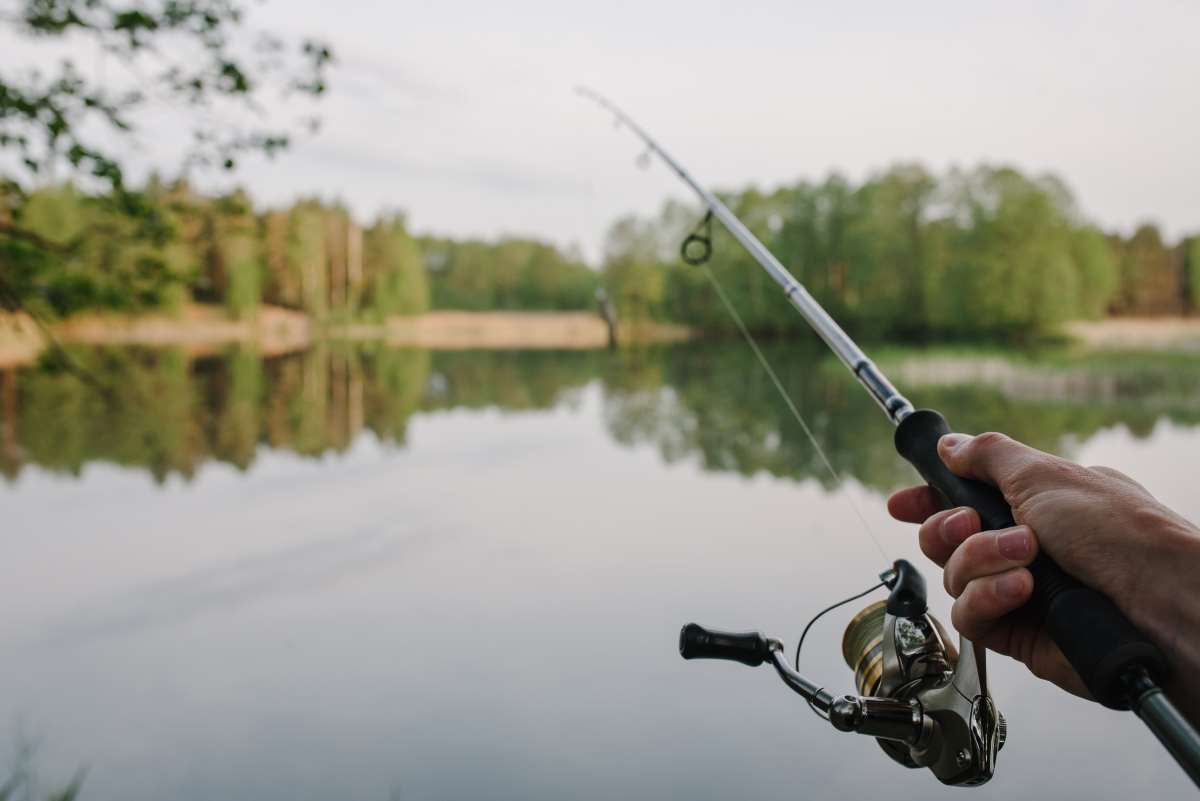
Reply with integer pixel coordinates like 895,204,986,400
894,409,1168,709
679,623,772,666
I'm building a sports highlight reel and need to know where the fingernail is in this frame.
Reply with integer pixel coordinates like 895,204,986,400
997,527,1032,560
939,433,969,452
940,508,974,546
996,572,1027,601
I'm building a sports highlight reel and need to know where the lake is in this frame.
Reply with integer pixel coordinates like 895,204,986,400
2,341,1198,800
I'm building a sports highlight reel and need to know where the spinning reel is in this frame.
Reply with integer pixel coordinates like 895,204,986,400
679,560,1004,786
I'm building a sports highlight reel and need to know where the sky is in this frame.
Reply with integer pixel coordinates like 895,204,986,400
7,0,1200,262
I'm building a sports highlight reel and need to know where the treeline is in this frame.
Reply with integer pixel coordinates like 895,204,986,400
601,164,1200,339
419,236,597,311
6,165,1199,341
0,181,597,320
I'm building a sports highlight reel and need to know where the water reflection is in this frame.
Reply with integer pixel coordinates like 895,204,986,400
4,340,1195,489
5,342,1200,490
5,341,1199,800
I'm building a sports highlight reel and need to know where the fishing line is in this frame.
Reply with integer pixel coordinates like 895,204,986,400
697,261,891,564
793,578,886,674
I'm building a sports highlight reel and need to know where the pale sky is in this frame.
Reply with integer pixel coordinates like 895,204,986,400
6,0,1200,261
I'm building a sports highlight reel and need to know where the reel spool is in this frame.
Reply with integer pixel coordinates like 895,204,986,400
843,600,887,696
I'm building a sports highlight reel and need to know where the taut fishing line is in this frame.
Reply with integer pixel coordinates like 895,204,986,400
694,239,891,689
694,257,890,564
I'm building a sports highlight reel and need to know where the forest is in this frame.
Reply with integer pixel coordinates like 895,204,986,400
0,180,599,322
601,164,1200,340
2,164,1198,342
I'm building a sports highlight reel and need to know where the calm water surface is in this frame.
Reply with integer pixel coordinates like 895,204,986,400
2,342,1198,800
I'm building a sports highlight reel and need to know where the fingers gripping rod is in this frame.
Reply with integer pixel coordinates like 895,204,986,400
581,87,1200,788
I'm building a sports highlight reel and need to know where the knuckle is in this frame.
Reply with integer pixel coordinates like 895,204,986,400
917,509,954,559
945,532,997,595
971,431,1010,455
1040,456,1082,483
920,537,943,565
1007,456,1068,501
964,530,992,562
918,509,947,536
943,563,957,596
949,595,983,639
918,520,939,550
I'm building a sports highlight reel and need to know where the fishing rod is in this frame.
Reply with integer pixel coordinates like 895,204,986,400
579,86,1200,788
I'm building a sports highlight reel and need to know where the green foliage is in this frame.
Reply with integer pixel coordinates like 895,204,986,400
601,215,667,323
286,200,329,316
2,161,1194,334
0,183,185,315
422,236,598,312
1,0,332,192
1187,236,1200,312
0,0,332,315
1070,226,1119,319
217,193,262,319
605,164,1193,340
363,214,428,316
930,168,1081,337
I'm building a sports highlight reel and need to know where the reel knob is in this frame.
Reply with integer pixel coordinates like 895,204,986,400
679,623,772,666
997,713,1007,752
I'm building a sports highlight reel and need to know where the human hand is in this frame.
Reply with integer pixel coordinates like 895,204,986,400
888,432,1200,716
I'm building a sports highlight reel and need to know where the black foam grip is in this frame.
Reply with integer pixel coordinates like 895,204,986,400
679,623,771,667
894,409,1167,709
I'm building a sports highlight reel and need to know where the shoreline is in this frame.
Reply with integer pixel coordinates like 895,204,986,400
0,305,692,368
1064,318,1200,351
5,309,1200,371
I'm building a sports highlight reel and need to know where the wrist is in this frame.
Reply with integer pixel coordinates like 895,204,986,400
1134,514,1200,695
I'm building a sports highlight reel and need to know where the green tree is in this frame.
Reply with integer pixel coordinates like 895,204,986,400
6,184,186,314
601,215,667,322
843,164,938,337
288,200,329,317
422,235,595,312
1186,236,1200,313
363,214,428,316
0,0,332,315
1070,226,1119,319
215,191,262,319
640,164,1127,341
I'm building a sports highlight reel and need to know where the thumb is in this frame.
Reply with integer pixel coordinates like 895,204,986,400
937,431,1052,498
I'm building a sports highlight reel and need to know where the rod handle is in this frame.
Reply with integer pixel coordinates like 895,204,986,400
679,623,771,667
894,409,1168,709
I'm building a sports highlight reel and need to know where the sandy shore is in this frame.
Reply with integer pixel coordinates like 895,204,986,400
0,306,691,368
1065,318,1200,350
55,305,313,356
331,311,689,350
0,312,45,368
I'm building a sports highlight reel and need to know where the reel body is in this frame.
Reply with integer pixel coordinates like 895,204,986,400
841,562,1004,784
680,560,1004,787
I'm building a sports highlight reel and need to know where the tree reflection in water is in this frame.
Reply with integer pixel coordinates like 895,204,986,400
3,341,1199,492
